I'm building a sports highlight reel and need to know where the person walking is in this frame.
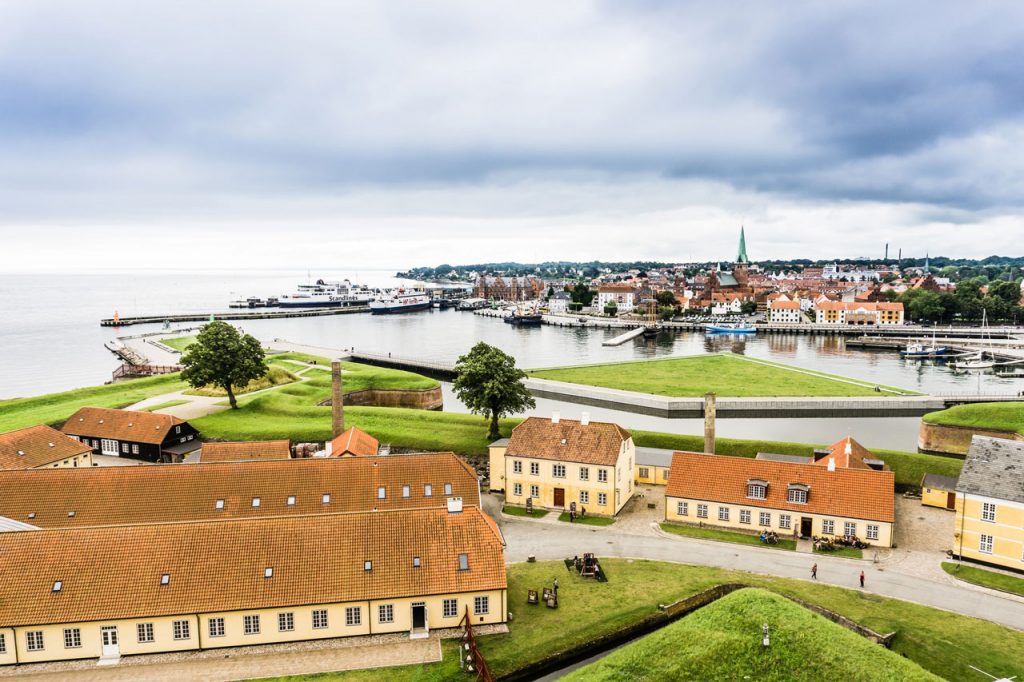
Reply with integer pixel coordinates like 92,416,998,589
859,570,865,588
811,563,817,580
553,578,559,597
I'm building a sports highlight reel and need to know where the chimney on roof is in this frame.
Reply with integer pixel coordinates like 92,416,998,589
703,392,716,455
827,457,836,472
551,412,560,424
580,412,590,426
447,497,463,514
331,360,344,438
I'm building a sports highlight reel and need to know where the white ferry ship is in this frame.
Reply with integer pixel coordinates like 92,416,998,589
278,280,376,308
369,288,432,314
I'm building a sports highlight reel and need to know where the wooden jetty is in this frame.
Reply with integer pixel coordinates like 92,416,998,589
100,306,370,327
603,327,646,346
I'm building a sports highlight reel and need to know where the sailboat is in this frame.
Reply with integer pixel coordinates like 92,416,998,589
953,311,996,370
642,293,660,339
901,329,949,358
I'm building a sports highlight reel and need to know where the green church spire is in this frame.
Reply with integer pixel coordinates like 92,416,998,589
736,226,749,264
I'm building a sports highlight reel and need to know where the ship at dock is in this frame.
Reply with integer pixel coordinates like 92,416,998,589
277,279,376,308
369,288,432,314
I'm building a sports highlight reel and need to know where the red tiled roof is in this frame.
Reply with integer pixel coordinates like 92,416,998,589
331,426,379,457
813,437,886,471
61,407,186,445
199,440,291,463
598,284,636,293
665,452,894,522
770,300,801,309
0,425,93,470
506,417,630,466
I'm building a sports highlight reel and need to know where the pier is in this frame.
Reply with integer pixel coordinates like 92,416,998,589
603,327,647,346
100,306,370,327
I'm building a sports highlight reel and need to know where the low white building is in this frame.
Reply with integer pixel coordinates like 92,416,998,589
597,284,637,312
768,298,803,323
548,291,571,314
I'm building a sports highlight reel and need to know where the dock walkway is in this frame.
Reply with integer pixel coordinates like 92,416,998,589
100,306,369,327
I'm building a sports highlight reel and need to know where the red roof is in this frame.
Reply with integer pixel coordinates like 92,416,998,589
0,425,93,470
62,407,186,445
331,426,379,457
813,437,886,471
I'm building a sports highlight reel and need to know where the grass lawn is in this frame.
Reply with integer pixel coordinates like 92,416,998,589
184,363,298,397
502,505,549,518
140,399,190,412
558,511,615,526
815,546,864,559
563,588,938,681
529,353,914,397
660,522,796,550
942,562,1024,597
252,559,1024,682
161,335,196,352
0,373,188,432
923,402,1024,436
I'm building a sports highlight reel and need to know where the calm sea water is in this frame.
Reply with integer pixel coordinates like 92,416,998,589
1,270,1020,451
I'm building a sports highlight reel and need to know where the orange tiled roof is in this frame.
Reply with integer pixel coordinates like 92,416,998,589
199,440,291,463
0,453,480,529
331,426,379,457
770,300,801,309
0,506,506,628
506,417,630,466
61,407,186,445
0,425,93,470
665,452,894,522
813,437,886,471
598,283,636,293
815,301,903,312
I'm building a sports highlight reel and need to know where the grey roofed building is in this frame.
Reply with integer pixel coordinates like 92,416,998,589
636,447,675,468
755,452,814,465
955,436,1024,504
921,473,958,491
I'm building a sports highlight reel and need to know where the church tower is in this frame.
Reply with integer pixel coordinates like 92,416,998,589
734,226,750,287
736,226,750,264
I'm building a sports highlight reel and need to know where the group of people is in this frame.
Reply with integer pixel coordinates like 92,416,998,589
567,506,587,522
759,529,780,544
811,563,866,588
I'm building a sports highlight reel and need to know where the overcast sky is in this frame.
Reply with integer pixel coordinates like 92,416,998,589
1,1,1022,272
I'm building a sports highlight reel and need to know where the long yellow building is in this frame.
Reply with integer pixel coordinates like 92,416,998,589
489,415,635,516
0,505,506,666
0,425,93,471
953,436,1024,570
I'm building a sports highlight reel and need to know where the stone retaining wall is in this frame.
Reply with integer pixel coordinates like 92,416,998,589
320,386,443,411
917,421,1022,456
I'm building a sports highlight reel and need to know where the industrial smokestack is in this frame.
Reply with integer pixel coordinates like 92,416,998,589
703,392,716,454
331,360,344,437
884,243,889,261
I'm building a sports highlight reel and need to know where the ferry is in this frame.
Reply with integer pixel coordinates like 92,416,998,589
369,288,432,314
278,279,376,308
705,323,756,334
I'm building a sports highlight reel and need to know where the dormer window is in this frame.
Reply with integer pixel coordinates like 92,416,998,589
264,567,274,579
746,480,768,500
364,560,372,572
52,580,63,592
787,483,809,504
161,574,170,586
215,499,225,510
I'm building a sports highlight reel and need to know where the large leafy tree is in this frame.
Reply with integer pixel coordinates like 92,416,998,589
453,342,535,440
180,321,267,409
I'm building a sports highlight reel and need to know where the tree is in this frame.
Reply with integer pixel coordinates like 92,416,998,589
604,301,618,316
570,283,595,307
180,321,267,409
453,342,535,440
740,301,758,315
546,285,555,300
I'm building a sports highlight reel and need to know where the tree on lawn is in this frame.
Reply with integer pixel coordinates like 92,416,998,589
180,321,267,409
453,342,535,441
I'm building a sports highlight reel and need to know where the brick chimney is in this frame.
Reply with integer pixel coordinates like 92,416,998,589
703,392,716,454
331,361,344,438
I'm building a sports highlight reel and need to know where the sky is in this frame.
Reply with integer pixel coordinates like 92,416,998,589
0,1,1022,272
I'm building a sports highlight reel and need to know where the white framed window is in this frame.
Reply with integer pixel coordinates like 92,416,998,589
718,506,730,522
209,618,225,637
760,512,771,526
443,598,458,618
287,495,296,506
121,443,129,454
173,620,190,641
697,504,708,519
553,464,566,478
597,492,607,506
413,556,421,568
137,623,155,643
739,509,751,524
322,493,331,504
579,466,589,481
243,615,261,635
175,426,181,434
598,469,608,483
844,522,857,537
279,612,295,632
444,483,453,495
63,628,81,649
378,486,386,499
677,501,688,516
251,497,261,508
980,534,994,554
822,519,835,535
26,631,44,651
313,609,329,629
530,485,539,498
379,604,394,623
215,499,224,510
530,462,540,475
402,485,410,498
345,607,361,626
513,483,522,496
866,525,879,541
424,484,432,497
0,633,5,654
747,483,766,499
639,467,650,478
788,487,808,504
458,553,469,571
513,461,522,474
132,444,139,455
982,502,996,522
779,515,792,530
580,490,589,504
474,596,489,615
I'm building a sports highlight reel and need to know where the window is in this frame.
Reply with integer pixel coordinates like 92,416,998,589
121,443,129,453
379,604,395,623
739,509,751,524
444,482,453,495
530,462,540,476
364,560,373,572
345,607,362,626
26,631,44,651
639,467,650,478
580,490,589,504
209,617,225,637
424,484,432,497
579,466,589,481
597,492,607,506
553,464,566,478
137,623,155,643
779,514,792,530
513,483,522,496
474,596,490,615
697,504,708,519
677,501,688,516
822,519,835,535
52,580,63,592
132,444,139,455
718,506,730,522
244,615,261,635
844,522,857,537
265,567,274,579
287,495,296,506
598,469,608,483
175,426,181,434
279,612,295,632
443,598,458,618
760,512,771,527
980,534,994,554
413,556,421,568
252,497,261,508
378,486,386,499
866,525,879,541
982,502,996,522
313,609,329,629
322,493,331,504
747,482,767,499
459,553,469,571
513,461,522,474
173,620,190,641
530,485,539,498
402,485,410,498
161,573,170,586
215,499,224,510
787,487,808,504
63,628,81,649
0,633,5,654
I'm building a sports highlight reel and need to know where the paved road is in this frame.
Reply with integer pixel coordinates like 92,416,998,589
490,505,1024,632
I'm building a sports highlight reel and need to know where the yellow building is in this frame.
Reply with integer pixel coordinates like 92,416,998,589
634,447,673,485
0,425,93,471
953,436,1024,571
0,505,506,666
665,451,895,547
921,473,958,510
490,415,635,516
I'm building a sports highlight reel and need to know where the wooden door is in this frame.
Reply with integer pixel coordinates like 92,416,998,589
553,488,565,507
947,492,956,510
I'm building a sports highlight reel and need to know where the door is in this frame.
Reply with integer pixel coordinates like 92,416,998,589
411,603,427,632
101,627,119,658
100,439,119,456
946,492,956,510
800,517,813,537
553,488,565,507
